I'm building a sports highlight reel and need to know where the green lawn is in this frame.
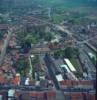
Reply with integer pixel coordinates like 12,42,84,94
52,15,64,24
69,58,83,73
69,58,83,78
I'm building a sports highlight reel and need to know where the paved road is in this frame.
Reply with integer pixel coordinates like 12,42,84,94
76,34,97,45
28,56,33,78
56,91,65,100
0,28,12,66
0,25,23,66
44,54,60,90
86,42,97,52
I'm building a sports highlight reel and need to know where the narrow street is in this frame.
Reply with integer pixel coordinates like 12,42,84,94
0,28,12,66
44,53,66,100
44,53,60,90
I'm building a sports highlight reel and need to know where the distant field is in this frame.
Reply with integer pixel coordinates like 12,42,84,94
1,0,97,14
39,0,97,18
36,0,97,8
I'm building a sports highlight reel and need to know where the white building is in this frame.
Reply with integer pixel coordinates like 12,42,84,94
64,59,76,72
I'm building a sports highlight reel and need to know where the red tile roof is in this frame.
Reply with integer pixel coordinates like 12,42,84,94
11,74,21,85
0,75,6,84
46,91,56,97
60,80,94,88
15,90,56,100
60,80,72,87
72,80,79,86
70,93,83,100
83,93,96,100
0,41,3,51
89,93,96,100
0,24,8,30
79,80,93,86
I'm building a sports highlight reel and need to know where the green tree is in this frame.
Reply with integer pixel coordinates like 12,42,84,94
54,51,61,58
65,47,74,58
16,59,29,76
0,16,7,23
44,32,53,41
0,32,3,39
54,49,65,58
73,48,79,58
65,47,79,58
24,34,37,44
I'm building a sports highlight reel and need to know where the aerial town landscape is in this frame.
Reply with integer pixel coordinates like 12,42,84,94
0,0,96,100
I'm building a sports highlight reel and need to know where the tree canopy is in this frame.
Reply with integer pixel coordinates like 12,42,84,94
24,34,37,44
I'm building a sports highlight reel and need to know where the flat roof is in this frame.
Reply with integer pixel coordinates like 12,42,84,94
60,64,71,73
88,52,95,58
64,59,76,72
56,74,64,82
